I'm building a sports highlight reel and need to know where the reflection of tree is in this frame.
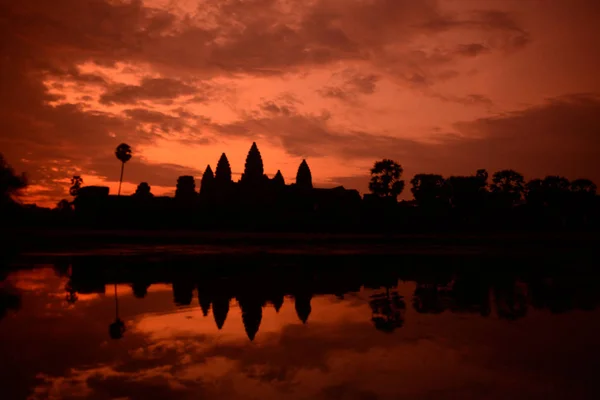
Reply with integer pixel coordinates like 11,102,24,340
130,281,151,299
0,287,21,321
109,283,125,339
369,288,406,333
528,274,600,314
493,279,527,320
412,283,445,314
449,276,491,317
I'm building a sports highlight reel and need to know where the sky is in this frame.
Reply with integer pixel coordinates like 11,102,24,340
1,0,599,207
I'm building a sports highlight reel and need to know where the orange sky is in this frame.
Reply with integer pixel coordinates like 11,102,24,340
2,0,599,207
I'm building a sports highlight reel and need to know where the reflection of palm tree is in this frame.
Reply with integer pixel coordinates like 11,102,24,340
65,279,78,304
369,288,406,333
109,283,125,339
115,143,132,196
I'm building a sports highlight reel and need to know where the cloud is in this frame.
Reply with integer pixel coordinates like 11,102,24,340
99,78,199,105
0,0,584,207
211,93,600,192
317,71,380,103
455,43,491,57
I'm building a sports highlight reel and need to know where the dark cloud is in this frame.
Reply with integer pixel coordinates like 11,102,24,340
431,93,494,107
455,43,491,57
213,93,600,187
0,0,575,206
450,93,600,180
90,155,204,188
99,78,198,105
318,72,380,102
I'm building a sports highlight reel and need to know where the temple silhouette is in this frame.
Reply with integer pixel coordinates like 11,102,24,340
73,142,361,229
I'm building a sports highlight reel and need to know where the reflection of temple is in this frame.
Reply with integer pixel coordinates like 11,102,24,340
73,142,361,222
60,256,600,340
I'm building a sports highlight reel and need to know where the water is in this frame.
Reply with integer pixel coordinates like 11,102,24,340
1,254,599,399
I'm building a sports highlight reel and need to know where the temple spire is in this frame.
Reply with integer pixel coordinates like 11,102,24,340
273,170,285,186
296,159,312,189
215,153,232,183
242,142,264,184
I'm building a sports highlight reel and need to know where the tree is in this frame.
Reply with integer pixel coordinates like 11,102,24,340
115,143,132,196
0,153,27,205
56,199,73,212
410,174,446,207
69,175,83,197
133,182,153,199
570,178,596,195
215,153,232,183
447,173,488,210
296,160,313,189
241,142,265,184
541,175,571,208
476,169,489,185
369,159,404,200
490,169,525,207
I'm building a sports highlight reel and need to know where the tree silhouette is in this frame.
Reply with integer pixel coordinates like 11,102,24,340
540,176,571,211
447,173,487,210
410,174,446,207
69,175,83,197
215,153,232,183
56,199,73,213
133,182,153,199
476,169,489,185
296,160,313,189
369,288,406,333
115,143,132,196
369,159,404,200
490,169,525,207
241,142,265,184
0,154,27,205
570,179,597,195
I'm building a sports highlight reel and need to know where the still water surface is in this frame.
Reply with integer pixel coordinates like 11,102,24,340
1,255,599,399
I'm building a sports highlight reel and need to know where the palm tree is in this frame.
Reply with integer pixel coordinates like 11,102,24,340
115,143,132,196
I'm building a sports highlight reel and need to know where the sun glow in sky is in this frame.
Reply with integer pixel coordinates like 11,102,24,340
2,0,599,207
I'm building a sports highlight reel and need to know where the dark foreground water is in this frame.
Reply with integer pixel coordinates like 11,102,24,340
1,253,600,400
